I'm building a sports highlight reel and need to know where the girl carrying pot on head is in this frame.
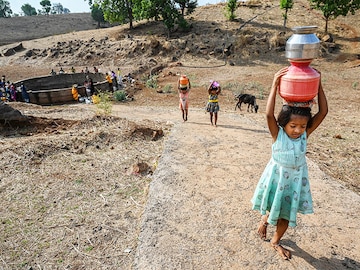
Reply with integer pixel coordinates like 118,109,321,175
206,80,221,127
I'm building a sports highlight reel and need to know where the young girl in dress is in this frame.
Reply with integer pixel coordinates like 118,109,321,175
206,81,221,126
251,67,328,260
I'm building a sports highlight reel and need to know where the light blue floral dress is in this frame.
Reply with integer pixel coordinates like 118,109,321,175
251,127,313,227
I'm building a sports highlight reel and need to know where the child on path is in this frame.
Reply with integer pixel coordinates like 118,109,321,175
251,67,328,260
177,75,191,122
206,81,221,126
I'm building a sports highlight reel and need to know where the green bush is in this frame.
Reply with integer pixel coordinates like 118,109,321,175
146,75,158,89
114,90,127,101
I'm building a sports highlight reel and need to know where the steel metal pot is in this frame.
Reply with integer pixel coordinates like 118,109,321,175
285,26,320,60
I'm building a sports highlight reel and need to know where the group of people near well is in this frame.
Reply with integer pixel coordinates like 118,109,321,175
71,68,134,103
105,69,135,92
71,76,98,104
0,75,30,103
178,68,328,260
50,66,100,76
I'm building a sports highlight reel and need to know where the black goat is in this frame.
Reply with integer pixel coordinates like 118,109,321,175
235,94,259,113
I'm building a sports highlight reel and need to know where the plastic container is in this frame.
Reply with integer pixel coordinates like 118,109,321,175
279,60,320,102
211,81,220,88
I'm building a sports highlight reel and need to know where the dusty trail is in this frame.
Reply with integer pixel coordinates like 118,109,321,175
111,105,360,269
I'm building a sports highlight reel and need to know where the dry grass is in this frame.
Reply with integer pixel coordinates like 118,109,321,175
0,113,170,269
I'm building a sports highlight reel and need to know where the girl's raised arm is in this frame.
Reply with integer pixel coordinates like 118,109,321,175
306,80,328,136
267,67,288,141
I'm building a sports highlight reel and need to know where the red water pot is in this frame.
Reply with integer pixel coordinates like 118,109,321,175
279,60,320,103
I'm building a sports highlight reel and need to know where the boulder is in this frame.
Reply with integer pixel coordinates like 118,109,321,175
2,43,24,56
0,102,29,124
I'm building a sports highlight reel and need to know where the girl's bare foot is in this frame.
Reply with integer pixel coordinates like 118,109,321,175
257,215,268,240
270,242,291,260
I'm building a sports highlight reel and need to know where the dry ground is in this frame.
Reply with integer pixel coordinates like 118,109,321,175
0,0,359,269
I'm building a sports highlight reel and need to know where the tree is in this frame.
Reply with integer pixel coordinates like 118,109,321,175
309,0,360,33
51,3,64,14
146,0,182,34
21,4,37,16
91,3,105,28
175,0,197,16
280,0,293,27
225,0,237,21
0,0,13,17
98,0,140,29
136,0,161,21
88,0,190,34
40,0,51,15
160,0,180,35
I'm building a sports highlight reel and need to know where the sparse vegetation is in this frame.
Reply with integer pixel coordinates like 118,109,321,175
280,0,293,27
309,0,360,33
114,90,127,101
96,91,113,115
352,81,359,90
162,84,173,93
225,0,237,21
146,74,159,89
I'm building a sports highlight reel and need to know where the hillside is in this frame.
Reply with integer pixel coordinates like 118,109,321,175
0,1,359,269
0,13,99,46
1,2,359,78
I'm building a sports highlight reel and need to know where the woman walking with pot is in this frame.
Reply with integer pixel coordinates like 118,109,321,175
177,75,191,122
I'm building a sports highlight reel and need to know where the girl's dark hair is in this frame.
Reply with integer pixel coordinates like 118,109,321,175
277,105,313,128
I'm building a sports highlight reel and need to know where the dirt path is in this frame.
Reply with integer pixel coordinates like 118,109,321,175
110,105,360,269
